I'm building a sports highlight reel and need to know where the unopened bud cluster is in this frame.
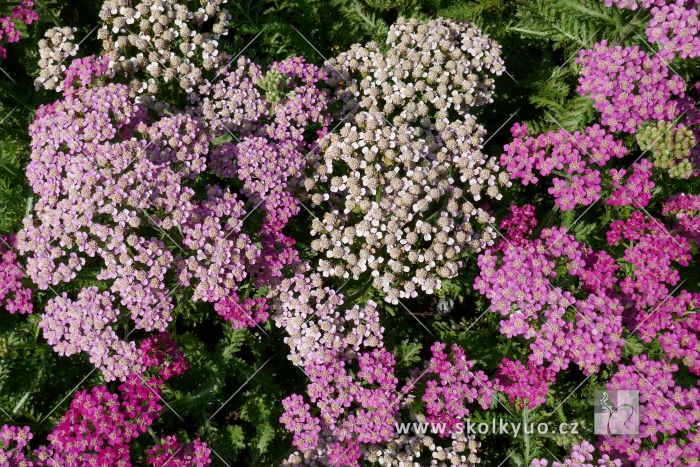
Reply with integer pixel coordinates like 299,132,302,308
636,120,697,179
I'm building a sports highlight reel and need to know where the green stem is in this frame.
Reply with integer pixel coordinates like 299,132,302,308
523,408,531,465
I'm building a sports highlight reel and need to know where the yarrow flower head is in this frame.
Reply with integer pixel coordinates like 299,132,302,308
305,18,510,303
495,358,555,410
604,0,700,59
275,267,400,466
636,119,698,178
662,192,700,243
576,41,685,133
410,342,495,435
501,123,628,210
35,27,79,91
531,440,622,466
0,334,188,465
0,0,38,60
146,435,212,466
97,0,231,98
0,235,32,315
364,417,482,466
475,216,626,375
599,356,700,466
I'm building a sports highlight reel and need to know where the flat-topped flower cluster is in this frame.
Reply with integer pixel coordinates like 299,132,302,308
2,1,698,465
305,17,510,303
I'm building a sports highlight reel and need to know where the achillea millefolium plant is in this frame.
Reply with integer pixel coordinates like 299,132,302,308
0,0,698,466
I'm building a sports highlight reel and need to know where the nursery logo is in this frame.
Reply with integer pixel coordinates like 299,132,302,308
594,390,639,435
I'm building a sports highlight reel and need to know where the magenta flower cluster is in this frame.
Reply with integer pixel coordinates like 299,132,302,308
576,41,685,133
495,358,555,410
0,0,37,60
0,334,210,466
214,292,269,330
607,209,699,375
497,203,538,247
146,435,212,467
606,158,656,207
0,235,32,315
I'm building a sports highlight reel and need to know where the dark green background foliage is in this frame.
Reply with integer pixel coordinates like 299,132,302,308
0,0,697,465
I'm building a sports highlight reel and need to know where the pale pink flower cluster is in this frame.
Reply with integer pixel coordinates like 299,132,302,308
275,269,400,466
531,440,621,466
39,287,143,382
599,356,700,466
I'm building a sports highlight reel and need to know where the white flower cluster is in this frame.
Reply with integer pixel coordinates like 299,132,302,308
97,0,230,96
304,18,509,303
35,27,78,91
365,415,482,466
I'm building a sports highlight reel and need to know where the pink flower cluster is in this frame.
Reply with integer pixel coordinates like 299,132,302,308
599,356,700,466
0,334,199,466
39,287,143,382
606,158,655,207
603,0,668,8
413,342,495,434
275,270,400,466
663,192,700,243
146,435,212,467
202,56,329,287
0,425,32,465
475,221,626,375
62,55,113,93
17,84,215,379
0,235,32,315
500,123,628,210
495,358,555,409
531,440,621,466
0,0,37,60
607,210,699,374
605,0,700,59
177,185,259,303
576,41,685,133
17,61,330,374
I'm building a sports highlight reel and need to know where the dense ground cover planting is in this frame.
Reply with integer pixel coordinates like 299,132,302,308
0,0,698,465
